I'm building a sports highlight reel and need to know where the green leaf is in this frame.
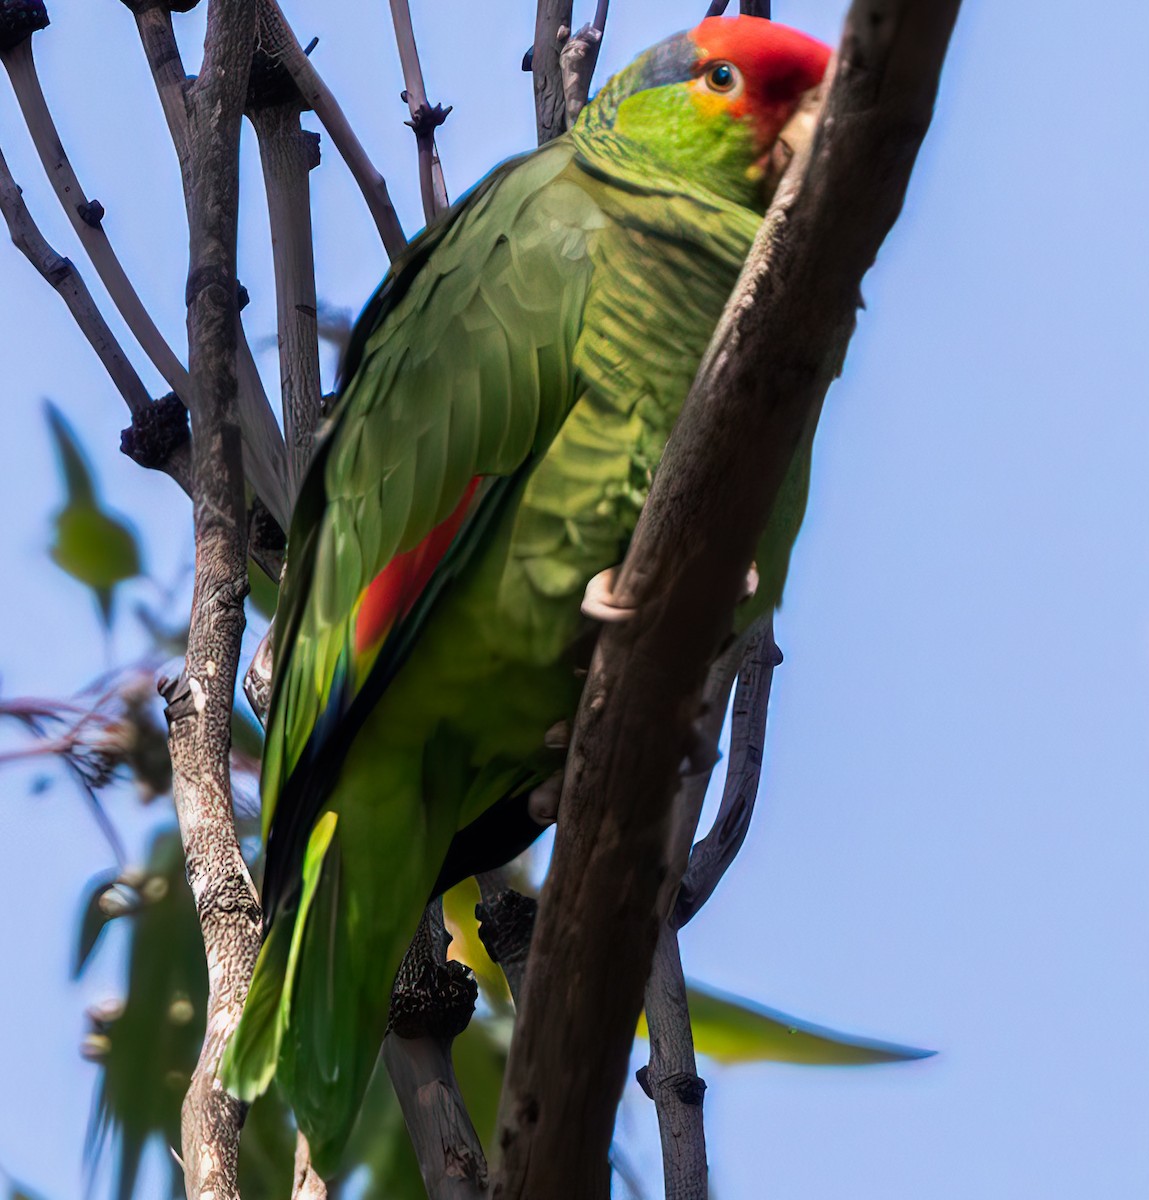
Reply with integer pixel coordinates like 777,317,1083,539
44,400,95,506
636,981,935,1066
44,402,141,623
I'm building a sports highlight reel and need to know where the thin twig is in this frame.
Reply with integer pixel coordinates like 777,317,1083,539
557,0,609,127
741,0,772,18
642,924,707,1200
255,0,407,258
389,0,451,222
162,4,262,1197
675,619,780,927
493,2,962,1194
0,142,192,493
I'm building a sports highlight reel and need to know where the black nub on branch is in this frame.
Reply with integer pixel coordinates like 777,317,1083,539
120,392,189,470
0,0,49,52
116,2,201,12
389,960,478,1041
475,888,537,966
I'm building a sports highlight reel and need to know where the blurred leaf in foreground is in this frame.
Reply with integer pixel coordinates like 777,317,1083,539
44,402,141,625
637,980,935,1066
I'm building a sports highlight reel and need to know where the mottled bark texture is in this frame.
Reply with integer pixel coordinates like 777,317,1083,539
492,2,961,1196
161,5,262,1198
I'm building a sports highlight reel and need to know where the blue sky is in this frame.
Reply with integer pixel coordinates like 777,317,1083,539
0,1,1147,1197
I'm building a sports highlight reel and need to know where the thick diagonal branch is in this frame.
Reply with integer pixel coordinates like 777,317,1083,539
162,5,261,1199
493,3,961,1196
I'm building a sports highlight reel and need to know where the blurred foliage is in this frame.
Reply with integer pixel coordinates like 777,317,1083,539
44,403,141,625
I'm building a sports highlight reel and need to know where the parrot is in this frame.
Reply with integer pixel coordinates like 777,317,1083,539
223,15,831,1173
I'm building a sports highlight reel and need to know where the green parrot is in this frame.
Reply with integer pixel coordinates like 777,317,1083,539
224,15,831,1172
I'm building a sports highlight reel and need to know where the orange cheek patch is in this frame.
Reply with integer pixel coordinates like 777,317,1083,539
353,476,481,656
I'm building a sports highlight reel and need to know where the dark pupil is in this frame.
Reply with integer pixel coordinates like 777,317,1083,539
711,64,732,88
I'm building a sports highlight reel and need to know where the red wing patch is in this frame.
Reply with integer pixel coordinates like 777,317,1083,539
354,477,482,656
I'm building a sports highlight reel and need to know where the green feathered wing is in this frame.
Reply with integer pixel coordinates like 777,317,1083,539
223,120,813,1172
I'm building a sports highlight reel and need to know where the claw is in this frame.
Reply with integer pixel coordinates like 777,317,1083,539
740,562,759,604
543,720,570,751
581,567,635,623
528,771,564,826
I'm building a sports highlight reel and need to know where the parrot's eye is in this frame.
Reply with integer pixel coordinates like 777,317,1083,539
703,62,740,95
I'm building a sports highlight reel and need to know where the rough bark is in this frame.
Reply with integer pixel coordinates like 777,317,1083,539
492,3,961,1196
161,4,262,1198
383,902,487,1200
531,0,573,145
643,924,707,1200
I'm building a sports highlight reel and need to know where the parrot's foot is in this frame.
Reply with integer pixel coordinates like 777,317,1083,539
528,771,564,826
581,567,634,623
582,562,757,624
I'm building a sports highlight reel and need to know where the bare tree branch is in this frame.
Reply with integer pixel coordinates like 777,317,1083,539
0,142,192,492
382,901,486,1200
160,4,261,1197
741,0,771,18
493,3,961,1195
8,16,292,528
255,0,407,258
248,74,323,494
641,923,707,1200
531,0,572,145
389,0,450,223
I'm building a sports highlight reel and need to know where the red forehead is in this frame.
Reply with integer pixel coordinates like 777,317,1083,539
690,17,831,104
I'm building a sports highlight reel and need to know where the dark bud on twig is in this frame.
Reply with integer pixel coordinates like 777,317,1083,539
402,98,453,141
120,392,189,471
302,36,318,57
236,281,250,311
0,0,49,52
521,46,534,72
476,887,537,966
388,959,478,1041
635,1064,653,1099
76,199,104,228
